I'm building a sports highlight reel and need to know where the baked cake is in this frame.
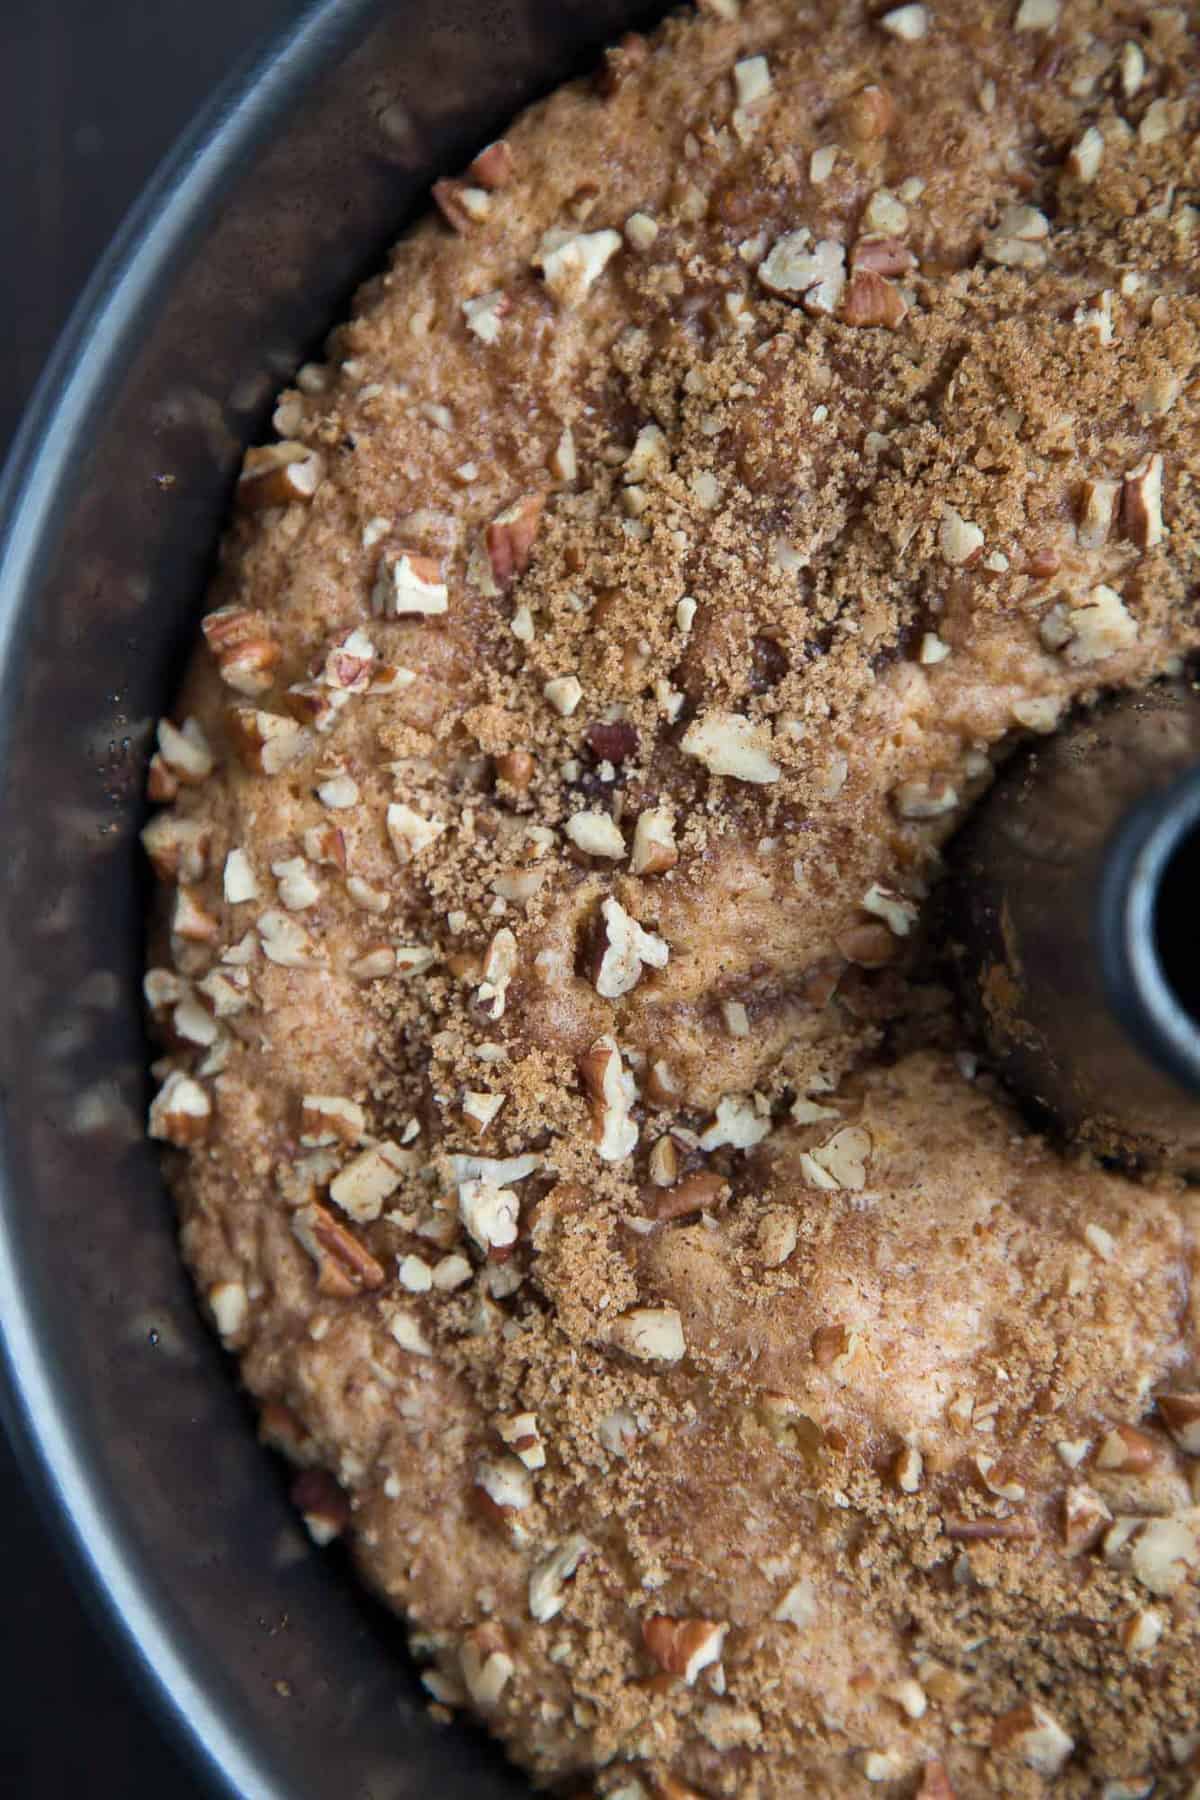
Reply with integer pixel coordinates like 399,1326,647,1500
144,2,1200,1792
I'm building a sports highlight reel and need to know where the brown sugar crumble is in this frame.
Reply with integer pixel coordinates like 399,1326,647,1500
144,2,1200,1793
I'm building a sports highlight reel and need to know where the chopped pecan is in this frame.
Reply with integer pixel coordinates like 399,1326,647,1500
323,628,375,692
1077,477,1119,550
528,1535,591,1622
681,710,780,782
172,885,218,942
466,139,515,189
300,1094,365,1148
841,268,908,328
432,178,492,233
146,755,178,802
372,549,448,618
459,1624,515,1708
497,1411,545,1471
1157,1392,1200,1455
647,1169,727,1222
290,1468,351,1545
303,823,346,868
851,235,915,277
584,896,669,998
758,233,846,316
236,441,323,509
631,806,678,875
148,1070,211,1146
386,802,445,863
611,1307,685,1362
991,1702,1073,1776
156,717,214,784
228,707,311,775
1062,1484,1112,1555
1095,1423,1160,1473
1024,545,1061,580
943,1513,1038,1541
642,1615,727,1684
647,1134,679,1187
1122,453,1165,551
284,681,345,733
597,30,648,95
258,1400,316,1464
536,228,622,305
880,2,928,39
141,814,211,882
485,493,545,591
202,606,280,695
839,83,894,145
585,719,638,764
291,1201,385,1297
579,1035,638,1161
495,749,535,792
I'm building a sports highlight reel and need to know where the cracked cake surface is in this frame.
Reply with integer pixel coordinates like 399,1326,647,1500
144,2,1200,1793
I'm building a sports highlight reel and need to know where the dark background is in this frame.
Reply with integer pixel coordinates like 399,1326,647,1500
0,5,307,1790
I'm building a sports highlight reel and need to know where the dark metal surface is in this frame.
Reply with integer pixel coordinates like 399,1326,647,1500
1098,755,1200,1104
0,1,651,1796
952,683,1200,1174
0,7,304,1790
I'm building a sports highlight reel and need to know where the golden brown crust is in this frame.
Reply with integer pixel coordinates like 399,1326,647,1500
145,2,1200,1793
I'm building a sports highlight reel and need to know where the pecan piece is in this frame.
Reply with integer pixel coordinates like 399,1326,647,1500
432,179,492,233
148,1070,211,1146
258,1401,316,1464
653,1779,706,1800
1158,1392,1200,1455
1095,1423,1160,1473
647,1169,726,1222
839,83,894,145
202,605,281,696
1077,477,1119,549
631,806,678,875
467,139,515,189
236,441,323,509
291,1201,385,1297
642,1615,727,1684
290,1468,351,1545
943,1513,1038,1541
227,707,311,775
495,749,535,792
845,264,910,325
172,885,218,943
141,814,211,882
991,1702,1073,1776
1062,1484,1112,1555
1122,452,1165,551
155,716,214,784
460,1623,515,1708
485,493,545,591
579,1035,638,1161
371,549,448,618
585,719,638,764
597,30,649,95
583,895,669,998
146,755,178,802
851,235,915,277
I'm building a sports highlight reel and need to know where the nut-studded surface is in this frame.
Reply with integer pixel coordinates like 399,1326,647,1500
145,2,1200,1793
